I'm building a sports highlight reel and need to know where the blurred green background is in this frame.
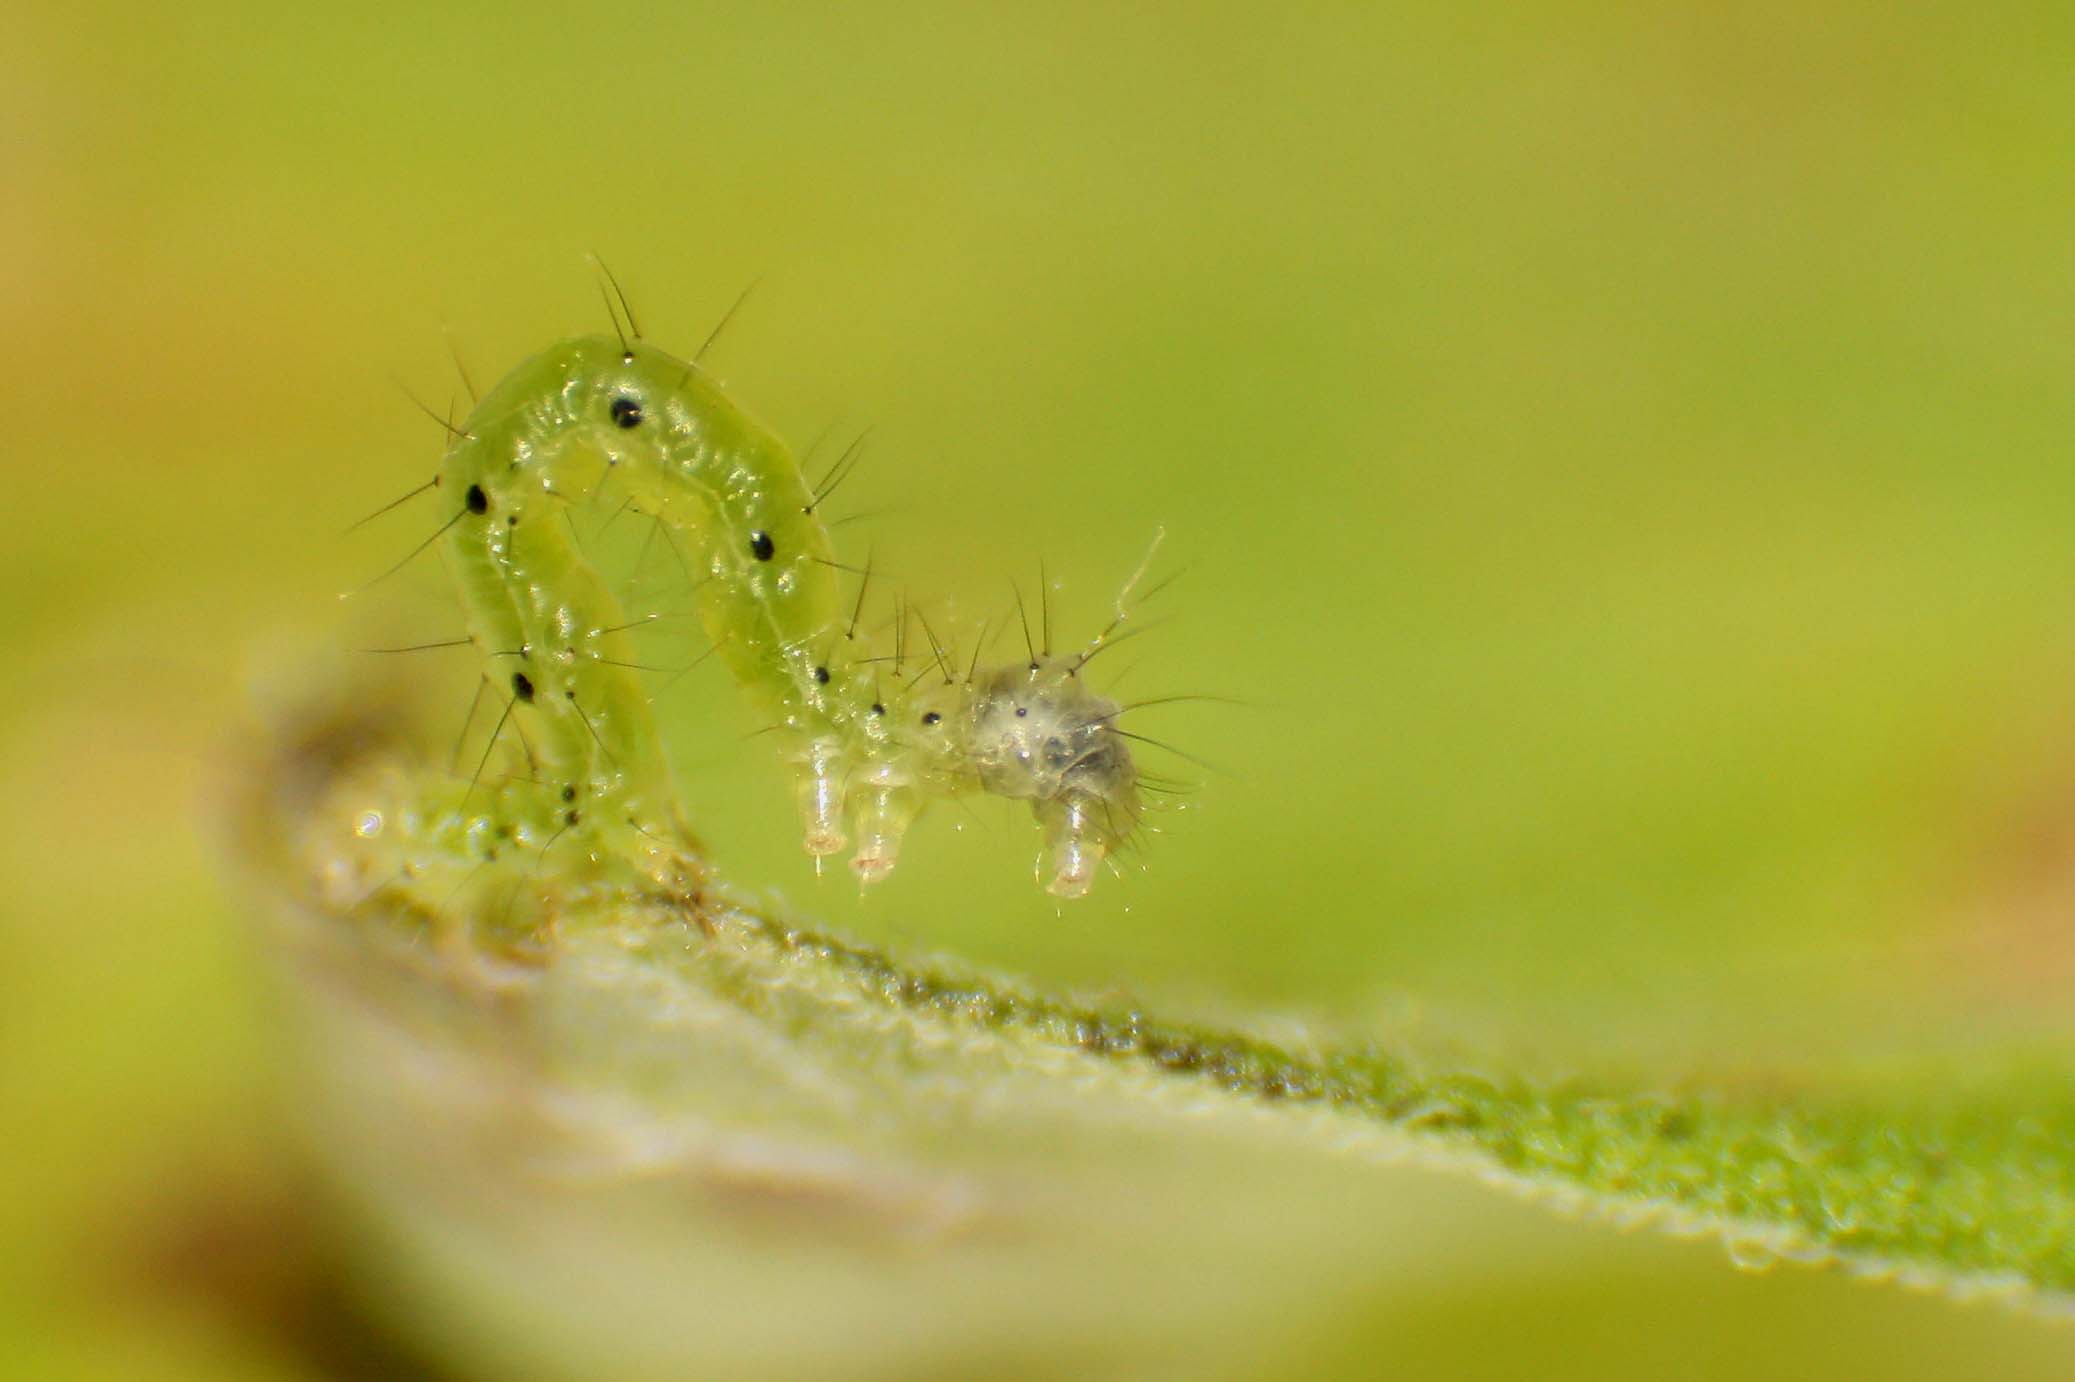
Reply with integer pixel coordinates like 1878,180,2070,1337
9,1,2075,1375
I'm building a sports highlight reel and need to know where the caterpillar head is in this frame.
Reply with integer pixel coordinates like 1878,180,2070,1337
967,656,1140,898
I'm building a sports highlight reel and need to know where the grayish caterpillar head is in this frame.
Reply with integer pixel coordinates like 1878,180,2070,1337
966,655,1141,898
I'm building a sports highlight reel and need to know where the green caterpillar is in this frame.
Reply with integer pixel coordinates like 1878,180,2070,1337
329,321,1155,925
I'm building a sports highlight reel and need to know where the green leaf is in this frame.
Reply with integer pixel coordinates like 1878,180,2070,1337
241,704,2075,1375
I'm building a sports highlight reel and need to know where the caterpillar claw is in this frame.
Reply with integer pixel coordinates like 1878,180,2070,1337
1046,851,1096,900
794,739,848,857
1038,792,1115,899
846,773,919,886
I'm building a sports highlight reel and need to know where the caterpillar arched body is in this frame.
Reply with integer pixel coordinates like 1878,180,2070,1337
390,332,1146,907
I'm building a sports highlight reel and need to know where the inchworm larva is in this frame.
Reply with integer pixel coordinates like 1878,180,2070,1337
349,305,1167,910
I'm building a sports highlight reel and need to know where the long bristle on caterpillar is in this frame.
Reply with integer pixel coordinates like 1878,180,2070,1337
403,332,1159,899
